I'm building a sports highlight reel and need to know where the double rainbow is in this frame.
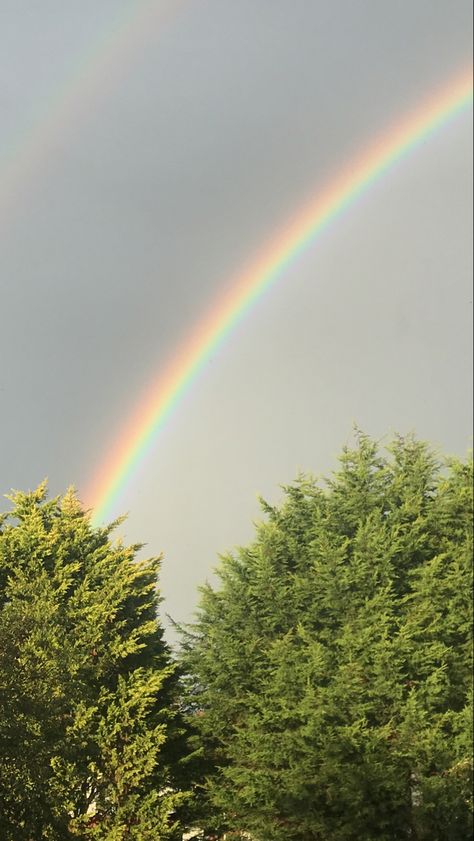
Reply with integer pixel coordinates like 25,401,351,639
87,70,473,524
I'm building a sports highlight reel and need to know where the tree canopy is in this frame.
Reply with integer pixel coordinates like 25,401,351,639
183,434,473,841
1,433,472,840
0,484,187,840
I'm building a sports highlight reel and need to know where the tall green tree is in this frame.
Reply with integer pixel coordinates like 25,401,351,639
183,434,473,841
0,484,187,840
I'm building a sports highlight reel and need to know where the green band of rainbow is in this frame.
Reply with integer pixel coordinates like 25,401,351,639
87,70,473,524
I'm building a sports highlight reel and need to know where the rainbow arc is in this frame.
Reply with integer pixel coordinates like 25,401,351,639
86,70,473,524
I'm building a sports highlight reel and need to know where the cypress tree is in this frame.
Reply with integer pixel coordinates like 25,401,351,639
183,434,473,840
0,484,187,840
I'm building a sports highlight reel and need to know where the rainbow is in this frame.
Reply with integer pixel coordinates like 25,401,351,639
0,1,181,225
87,69,473,525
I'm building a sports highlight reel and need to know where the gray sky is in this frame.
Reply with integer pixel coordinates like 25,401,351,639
1,1,472,634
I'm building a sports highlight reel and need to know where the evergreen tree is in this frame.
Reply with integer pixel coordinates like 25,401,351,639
0,484,187,840
183,434,473,840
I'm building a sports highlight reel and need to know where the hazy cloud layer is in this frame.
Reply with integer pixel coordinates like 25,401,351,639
1,1,472,632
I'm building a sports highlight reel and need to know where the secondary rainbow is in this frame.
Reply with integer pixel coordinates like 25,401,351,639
87,70,473,524
0,1,181,224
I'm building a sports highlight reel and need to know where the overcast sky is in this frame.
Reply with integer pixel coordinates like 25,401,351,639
1,0,472,635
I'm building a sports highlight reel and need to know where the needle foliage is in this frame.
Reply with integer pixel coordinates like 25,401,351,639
0,485,187,840
183,434,473,841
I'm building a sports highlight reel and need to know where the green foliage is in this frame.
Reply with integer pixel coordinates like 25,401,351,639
183,434,473,841
0,485,187,840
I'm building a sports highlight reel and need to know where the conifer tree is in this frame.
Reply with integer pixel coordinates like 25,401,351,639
0,484,187,840
183,434,473,841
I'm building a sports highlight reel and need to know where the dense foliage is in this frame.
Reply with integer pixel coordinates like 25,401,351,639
183,434,473,841
0,485,187,840
0,434,472,840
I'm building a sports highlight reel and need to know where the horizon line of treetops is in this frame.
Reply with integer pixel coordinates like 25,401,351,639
0,430,472,841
